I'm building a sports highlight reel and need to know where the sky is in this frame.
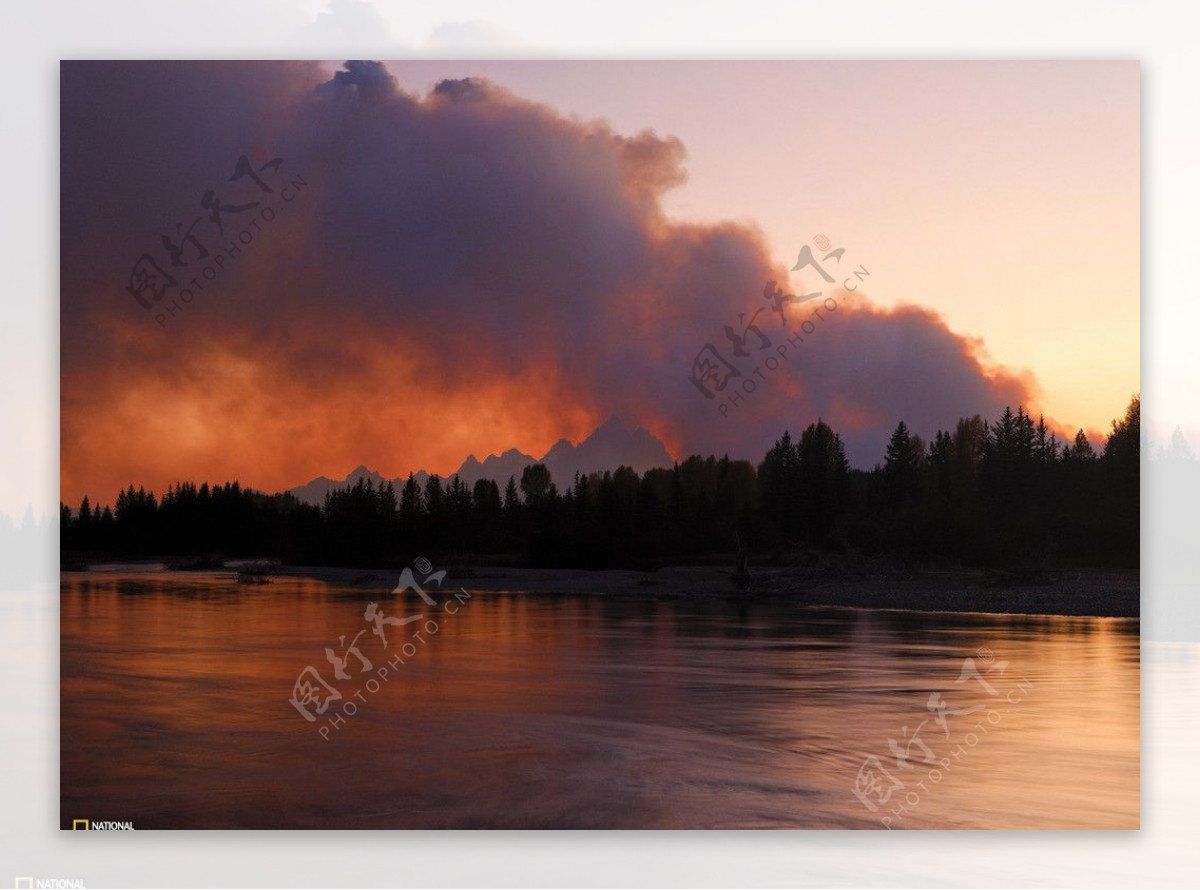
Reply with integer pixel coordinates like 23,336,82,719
59,60,1139,508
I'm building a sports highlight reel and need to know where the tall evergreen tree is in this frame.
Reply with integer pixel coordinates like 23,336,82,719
883,421,922,509
400,473,423,525
796,420,849,543
503,476,520,514
758,430,800,539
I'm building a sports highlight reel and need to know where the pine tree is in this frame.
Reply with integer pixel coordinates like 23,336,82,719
758,429,800,537
796,419,849,542
400,473,423,524
929,430,954,499
1066,429,1096,463
883,421,921,508
424,475,445,521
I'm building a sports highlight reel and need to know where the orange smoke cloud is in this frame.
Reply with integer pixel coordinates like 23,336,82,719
61,61,1045,508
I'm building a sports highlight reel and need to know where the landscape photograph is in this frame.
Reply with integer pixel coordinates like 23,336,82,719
59,59,1139,829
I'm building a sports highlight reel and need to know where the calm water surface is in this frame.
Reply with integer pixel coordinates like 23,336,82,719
60,572,1139,829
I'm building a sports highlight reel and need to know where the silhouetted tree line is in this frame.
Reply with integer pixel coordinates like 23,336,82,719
61,396,1140,570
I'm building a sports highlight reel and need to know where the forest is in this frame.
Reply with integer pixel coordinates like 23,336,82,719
60,397,1140,571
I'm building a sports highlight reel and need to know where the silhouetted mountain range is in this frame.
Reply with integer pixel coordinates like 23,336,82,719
287,417,675,506
287,465,392,507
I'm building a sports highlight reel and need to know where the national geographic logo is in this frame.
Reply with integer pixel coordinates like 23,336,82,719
70,819,134,830
14,878,87,888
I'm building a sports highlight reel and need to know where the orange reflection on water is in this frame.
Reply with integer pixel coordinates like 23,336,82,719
60,574,1139,829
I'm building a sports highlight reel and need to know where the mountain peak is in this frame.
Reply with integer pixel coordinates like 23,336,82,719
581,417,636,448
287,420,675,505
542,437,573,456
288,464,385,505
540,418,673,487
595,415,629,434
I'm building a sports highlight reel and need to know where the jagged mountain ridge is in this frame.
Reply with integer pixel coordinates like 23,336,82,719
287,417,675,505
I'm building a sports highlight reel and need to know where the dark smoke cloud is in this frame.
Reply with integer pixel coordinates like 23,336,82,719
60,61,1041,504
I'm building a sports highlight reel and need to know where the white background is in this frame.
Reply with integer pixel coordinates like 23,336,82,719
2,1,1197,886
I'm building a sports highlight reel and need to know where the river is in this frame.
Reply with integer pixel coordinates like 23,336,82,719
60,571,1139,829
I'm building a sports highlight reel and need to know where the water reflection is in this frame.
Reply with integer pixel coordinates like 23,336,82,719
60,573,1138,829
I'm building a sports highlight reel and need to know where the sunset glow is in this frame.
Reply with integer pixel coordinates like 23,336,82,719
60,61,1138,506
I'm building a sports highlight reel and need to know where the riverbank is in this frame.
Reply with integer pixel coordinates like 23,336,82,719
269,563,1139,618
